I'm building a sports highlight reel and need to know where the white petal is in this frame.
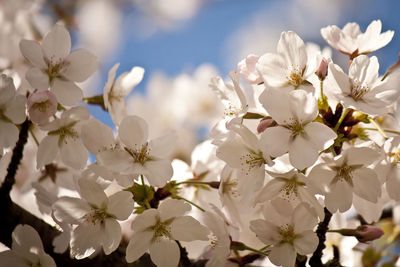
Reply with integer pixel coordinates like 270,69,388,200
125,231,153,263
60,137,88,170
292,203,318,233
36,135,59,169
305,122,336,150
170,216,209,241
19,40,46,68
78,177,107,208
62,50,98,82
114,66,145,96
0,74,16,105
352,168,381,203
277,31,307,71
260,126,290,157
12,225,44,254
81,119,115,155
131,209,159,232
42,24,71,63
349,55,378,85
255,179,284,204
346,147,380,166
159,198,191,221
249,219,280,245
149,238,180,267
70,223,99,259
107,191,134,220
325,180,353,213
51,78,83,106
148,131,177,158
26,68,50,90
387,166,400,201
145,159,173,187
269,243,296,267
289,135,318,170
259,87,292,125
4,94,26,124
118,116,148,148
289,90,318,123
293,230,318,255
97,149,136,174
102,218,121,255
257,53,288,87
353,194,384,223
52,196,91,224
0,251,28,266
216,137,247,168
0,121,19,150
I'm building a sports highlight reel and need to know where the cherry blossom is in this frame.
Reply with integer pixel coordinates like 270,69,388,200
20,24,98,106
27,90,57,125
0,224,56,267
0,74,26,151
52,178,134,259
259,89,337,169
103,63,145,125
97,115,176,187
250,200,318,267
125,199,209,266
321,20,394,56
326,55,400,115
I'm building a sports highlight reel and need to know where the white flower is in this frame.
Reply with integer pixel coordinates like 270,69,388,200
0,74,26,151
326,55,400,115
210,71,248,119
97,115,176,187
216,121,273,200
36,106,90,170
259,89,337,170
256,31,319,90
383,136,400,201
308,147,381,213
0,224,56,267
250,200,318,267
237,54,262,84
125,198,209,266
321,20,394,56
255,169,324,219
20,24,98,106
27,90,57,125
103,63,145,125
52,178,134,259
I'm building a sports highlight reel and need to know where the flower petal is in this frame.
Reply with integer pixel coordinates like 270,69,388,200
19,40,47,69
325,180,353,213
0,121,19,150
131,209,159,232
4,94,26,124
352,168,381,203
293,230,318,255
26,68,50,90
149,238,180,267
70,223,99,259
102,218,121,255
107,191,134,220
170,216,209,242
60,137,88,170
145,159,173,187
159,198,191,221
42,24,71,63
78,177,107,208
269,242,296,267
125,230,153,263
289,135,318,170
12,225,44,254
52,196,91,224
51,78,83,106
260,126,290,157
81,119,115,155
62,50,98,82
118,116,148,148
36,134,59,169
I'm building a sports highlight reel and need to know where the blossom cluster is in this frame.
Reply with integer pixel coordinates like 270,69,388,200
0,4,399,267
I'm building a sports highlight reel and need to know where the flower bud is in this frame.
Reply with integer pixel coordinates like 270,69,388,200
27,90,57,125
354,225,384,243
316,58,328,81
237,54,263,84
257,118,276,134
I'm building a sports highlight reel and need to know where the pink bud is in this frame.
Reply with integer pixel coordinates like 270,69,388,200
316,58,328,81
257,118,276,134
354,225,384,243
27,90,58,125
237,54,263,84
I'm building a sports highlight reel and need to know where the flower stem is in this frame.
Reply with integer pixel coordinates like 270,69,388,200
140,175,151,209
363,127,400,135
29,127,39,146
173,195,205,212
368,117,388,139
333,108,350,132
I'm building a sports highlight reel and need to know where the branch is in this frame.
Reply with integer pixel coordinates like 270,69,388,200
309,207,333,267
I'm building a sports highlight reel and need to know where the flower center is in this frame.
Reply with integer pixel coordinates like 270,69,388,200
44,57,70,81
240,150,266,175
125,142,151,165
279,224,296,244
389,149,400,164
32,100,51,113
288,121,305,137
277,175,306,200
350,80,369,101
148,218,173,241
329,163,362,185
221,176,239,198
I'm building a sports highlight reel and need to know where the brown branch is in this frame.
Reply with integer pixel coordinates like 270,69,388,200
309,207,333,267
